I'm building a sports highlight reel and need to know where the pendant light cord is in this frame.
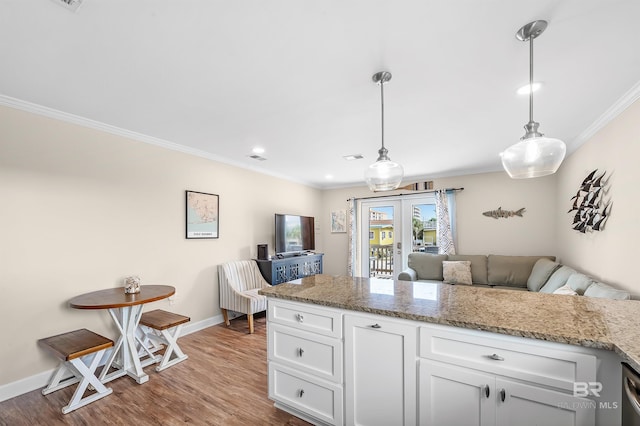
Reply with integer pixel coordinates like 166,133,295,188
529,36,534,123
380,78,385,150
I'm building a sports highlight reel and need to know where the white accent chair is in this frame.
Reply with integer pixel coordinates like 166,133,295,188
218,260,272,333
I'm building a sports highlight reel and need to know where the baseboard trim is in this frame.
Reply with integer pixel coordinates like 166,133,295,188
0,314,225,402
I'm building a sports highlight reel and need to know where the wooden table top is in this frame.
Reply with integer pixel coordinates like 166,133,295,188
69,285,175,309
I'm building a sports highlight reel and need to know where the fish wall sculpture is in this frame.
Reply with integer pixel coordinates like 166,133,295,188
568,169,610,233
482,207,525,219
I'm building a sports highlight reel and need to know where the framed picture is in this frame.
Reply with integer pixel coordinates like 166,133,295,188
185,190,219,239
331,209,347,233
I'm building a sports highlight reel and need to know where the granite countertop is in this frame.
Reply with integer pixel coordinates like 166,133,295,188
260,274,640,371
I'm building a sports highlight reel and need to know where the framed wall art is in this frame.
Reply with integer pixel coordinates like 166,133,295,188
185,190,219,239
331,209,347,233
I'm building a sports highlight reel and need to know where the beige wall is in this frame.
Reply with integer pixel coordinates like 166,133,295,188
0,105,322,387
555,99,640,297
320,171,558,276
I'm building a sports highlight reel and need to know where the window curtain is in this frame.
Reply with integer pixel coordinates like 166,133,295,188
436,190,456,255
346,198,357,276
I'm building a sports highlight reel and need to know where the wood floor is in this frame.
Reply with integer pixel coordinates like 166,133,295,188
0,313,311,426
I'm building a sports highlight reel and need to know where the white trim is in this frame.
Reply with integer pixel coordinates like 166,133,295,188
0,314,226,402
570,80,640,152
0,94,319,189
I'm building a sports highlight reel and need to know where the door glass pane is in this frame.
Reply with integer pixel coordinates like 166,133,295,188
411,203,438,253
369,206,394,278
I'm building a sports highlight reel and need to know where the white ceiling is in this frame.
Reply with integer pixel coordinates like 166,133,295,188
1,0,639,189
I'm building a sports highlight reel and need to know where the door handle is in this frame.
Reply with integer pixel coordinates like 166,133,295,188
297,348,304,357
499,388,506,403
488,353,505,361
370,324,382,329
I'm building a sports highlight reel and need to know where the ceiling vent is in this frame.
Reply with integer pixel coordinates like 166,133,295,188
50,0,84,12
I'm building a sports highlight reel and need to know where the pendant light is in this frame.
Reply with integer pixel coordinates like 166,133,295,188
365,71,404,191
501,20,566,179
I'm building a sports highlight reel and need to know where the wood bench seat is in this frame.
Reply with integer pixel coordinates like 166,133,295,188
138,310,190,371
38,329,113,414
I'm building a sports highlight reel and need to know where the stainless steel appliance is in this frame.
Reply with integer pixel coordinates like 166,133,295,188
623,362,640,426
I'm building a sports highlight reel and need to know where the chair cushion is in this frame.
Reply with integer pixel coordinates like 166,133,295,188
243,288,268,314
527,258,561,292
448,255,488,284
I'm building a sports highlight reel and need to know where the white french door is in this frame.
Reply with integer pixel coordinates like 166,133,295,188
359,195,436,278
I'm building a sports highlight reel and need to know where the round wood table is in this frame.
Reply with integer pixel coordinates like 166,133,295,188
69,285,175,384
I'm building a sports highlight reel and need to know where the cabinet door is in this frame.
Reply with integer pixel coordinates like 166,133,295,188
496,378,595,426
344,314,417,426
419,359,495,426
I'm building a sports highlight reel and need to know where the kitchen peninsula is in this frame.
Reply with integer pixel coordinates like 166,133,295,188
260,274,640,426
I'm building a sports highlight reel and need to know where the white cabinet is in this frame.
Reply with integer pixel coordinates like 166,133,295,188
419,359,495,426
344,314,417,426
418,324,600,426
267,300,344,425
419,359,595,426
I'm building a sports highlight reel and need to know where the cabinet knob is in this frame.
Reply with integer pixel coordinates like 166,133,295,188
499,388,506,402
371,324,382,329
296,313,304,322
298,389,304,398
482,385,490,398
488,353,505,361
297,347,304,357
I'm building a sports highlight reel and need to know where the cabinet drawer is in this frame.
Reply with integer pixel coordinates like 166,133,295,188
268,300,342,338
419,326,596,391
269,323,342,383
269,363,343,426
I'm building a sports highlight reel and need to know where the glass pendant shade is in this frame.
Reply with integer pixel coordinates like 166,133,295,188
501,135,566,179
365,149,404,191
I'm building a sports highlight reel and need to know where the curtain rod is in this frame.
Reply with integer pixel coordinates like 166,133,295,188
347,187,464,202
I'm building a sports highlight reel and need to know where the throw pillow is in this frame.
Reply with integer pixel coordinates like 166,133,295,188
553,284,578,296
442,261,472,285
527,258,561,292
539,265,577,294
566,273,594,295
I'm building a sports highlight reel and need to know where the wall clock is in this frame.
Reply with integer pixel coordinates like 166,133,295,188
568,169,610,233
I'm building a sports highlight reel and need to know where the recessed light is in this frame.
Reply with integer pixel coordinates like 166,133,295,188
325,174,334,180
517,82,542,95
252,147,265,154
343,154,364,161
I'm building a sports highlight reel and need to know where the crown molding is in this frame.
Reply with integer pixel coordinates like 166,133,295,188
570,79,640,152
0,94,319,188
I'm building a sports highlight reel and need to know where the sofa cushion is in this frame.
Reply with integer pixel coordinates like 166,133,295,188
566,273,594,295
442,261,473,285
539,266,577,293
553,284,578,296
527,258,561,292
584,281,631,300
448,255,488,284
488,255,555,288
407,253,448,281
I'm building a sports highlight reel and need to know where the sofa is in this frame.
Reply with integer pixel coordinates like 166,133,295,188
398,253,631,300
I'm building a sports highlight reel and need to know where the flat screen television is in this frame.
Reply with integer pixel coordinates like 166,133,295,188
275,214,315,255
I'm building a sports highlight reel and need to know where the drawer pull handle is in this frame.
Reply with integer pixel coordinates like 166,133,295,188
488,353,505,361
296,313,304,322
483,385,490,398
500,388,506,403
297,348,304,357
298,389,304,398
371,324,382,329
